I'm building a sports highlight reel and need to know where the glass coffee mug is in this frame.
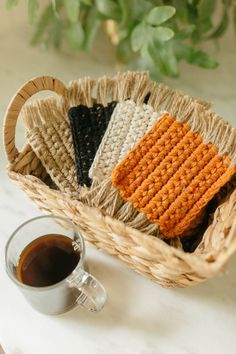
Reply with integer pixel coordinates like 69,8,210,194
5,215,107,315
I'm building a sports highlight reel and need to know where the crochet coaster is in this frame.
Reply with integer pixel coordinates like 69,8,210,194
26,115,79,196
89,100,160,182
112,112,236,238
69,102,117,187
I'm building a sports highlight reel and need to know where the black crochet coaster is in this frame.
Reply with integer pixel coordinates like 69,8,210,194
68,101,117,187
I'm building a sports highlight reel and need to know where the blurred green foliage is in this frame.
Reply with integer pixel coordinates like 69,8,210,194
7,0,236,79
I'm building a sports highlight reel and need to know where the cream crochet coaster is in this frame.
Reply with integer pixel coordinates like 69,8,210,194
89,100,160,182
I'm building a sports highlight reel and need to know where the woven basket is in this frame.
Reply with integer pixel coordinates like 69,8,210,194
3,73,236,288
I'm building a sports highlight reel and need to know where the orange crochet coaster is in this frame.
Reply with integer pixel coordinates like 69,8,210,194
112,113,236,238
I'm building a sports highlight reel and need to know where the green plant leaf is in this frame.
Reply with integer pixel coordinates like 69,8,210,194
153,26,174,42
162,43,178,77
135,0,156,20
223,0,232,7
64,0,80,23
96,0,121,20
174,43,218,69
172,0,188,22
31,4,53,45
189,50,218,68
32,8,62,50
191,18,213,43
116,0,154,47
83,6,100,50
208,9,229,39
234,6,236,34
174,42,190,60
130,46,163,81
175,24,196,39
198,0,216,19
67,22,84,49
28,0,39,24
148,43,167,76
81,0,92,5
51,0,57,15
148,42,178,77
116,37,134,62
49,17,63,48
6,0,20,9
51,0,63,16
146,6,176,26
187,1,199,23
131,22,148,52
199,18,213,33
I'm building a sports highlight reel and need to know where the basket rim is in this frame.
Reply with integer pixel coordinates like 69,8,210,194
8,152,236,277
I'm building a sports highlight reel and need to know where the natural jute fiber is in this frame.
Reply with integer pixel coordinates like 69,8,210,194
112,112,236,237
4,72,236,288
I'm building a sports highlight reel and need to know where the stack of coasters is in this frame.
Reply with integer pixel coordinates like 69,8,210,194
23,100,117,194
68,101,117,187
112,112,236,238
78,100,163,237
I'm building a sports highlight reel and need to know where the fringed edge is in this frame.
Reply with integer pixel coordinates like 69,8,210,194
22,97,64,130
96,76,115,106
66,77,96,108
81,177,162,237
145,84,236,166
112,71,149,102
24,71,235,165
21,70,236,207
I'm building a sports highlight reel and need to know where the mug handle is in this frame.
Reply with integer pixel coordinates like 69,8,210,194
67,268,107,312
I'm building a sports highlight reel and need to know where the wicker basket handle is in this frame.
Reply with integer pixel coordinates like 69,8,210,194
3,76,67,163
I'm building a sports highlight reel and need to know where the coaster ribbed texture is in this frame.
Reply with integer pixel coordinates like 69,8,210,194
112,113,236,238
26,109,79,196
89,100,160,182
69,102,117,187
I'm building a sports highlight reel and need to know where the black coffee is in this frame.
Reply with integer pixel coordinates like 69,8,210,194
17,234,80,287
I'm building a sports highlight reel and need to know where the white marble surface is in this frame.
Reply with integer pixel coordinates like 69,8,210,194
1,2,236,354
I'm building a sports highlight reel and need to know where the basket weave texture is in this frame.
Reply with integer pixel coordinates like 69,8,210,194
3,72,236,288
